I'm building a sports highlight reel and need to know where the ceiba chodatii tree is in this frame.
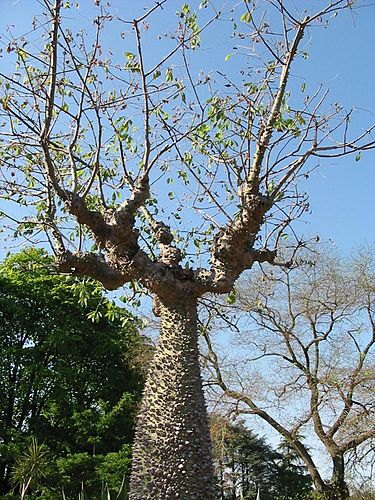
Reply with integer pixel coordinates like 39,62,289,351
0,1,374,498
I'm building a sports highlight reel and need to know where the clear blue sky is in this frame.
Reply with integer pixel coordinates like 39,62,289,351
0,0,374,257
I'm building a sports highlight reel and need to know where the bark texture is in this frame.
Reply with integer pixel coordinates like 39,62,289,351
324,455,350,500
129,293,216,499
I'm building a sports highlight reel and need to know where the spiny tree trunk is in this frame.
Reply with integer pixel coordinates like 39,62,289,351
129,292,216,499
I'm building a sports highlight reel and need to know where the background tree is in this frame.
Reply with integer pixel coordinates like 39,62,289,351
0,1,374,497
0,248,148,498
276,438,314,500
204,248,375,499
210,415,312,499
345,440,375,498
349,485,375,500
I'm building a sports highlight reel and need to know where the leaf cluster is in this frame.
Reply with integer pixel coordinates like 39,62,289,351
0,249,150,498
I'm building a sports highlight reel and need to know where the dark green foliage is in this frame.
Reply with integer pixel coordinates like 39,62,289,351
0,249,148,498
211,416,312,500
275,440,314,500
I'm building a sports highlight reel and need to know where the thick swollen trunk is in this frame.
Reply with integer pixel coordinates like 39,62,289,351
129,293,216,499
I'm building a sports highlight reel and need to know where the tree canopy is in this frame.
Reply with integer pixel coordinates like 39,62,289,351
204,247,375,499
0,248,148,498
211,415,312,499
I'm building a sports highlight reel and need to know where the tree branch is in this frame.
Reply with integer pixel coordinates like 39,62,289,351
56,250,131,290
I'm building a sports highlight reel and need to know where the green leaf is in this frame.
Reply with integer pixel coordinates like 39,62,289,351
355,152,361,162
182,3,190,16
227,289,237,305
183,152,192,167
79,482,90,500
116,474,128,499
224,53,232,62
166,68,173,82
267,180,275,193
87,310,103,323
240,12,252,23
17,48,29,61
177,170,189,185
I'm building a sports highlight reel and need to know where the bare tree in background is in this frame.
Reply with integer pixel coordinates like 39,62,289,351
0,0,374,497
204,248,375,499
